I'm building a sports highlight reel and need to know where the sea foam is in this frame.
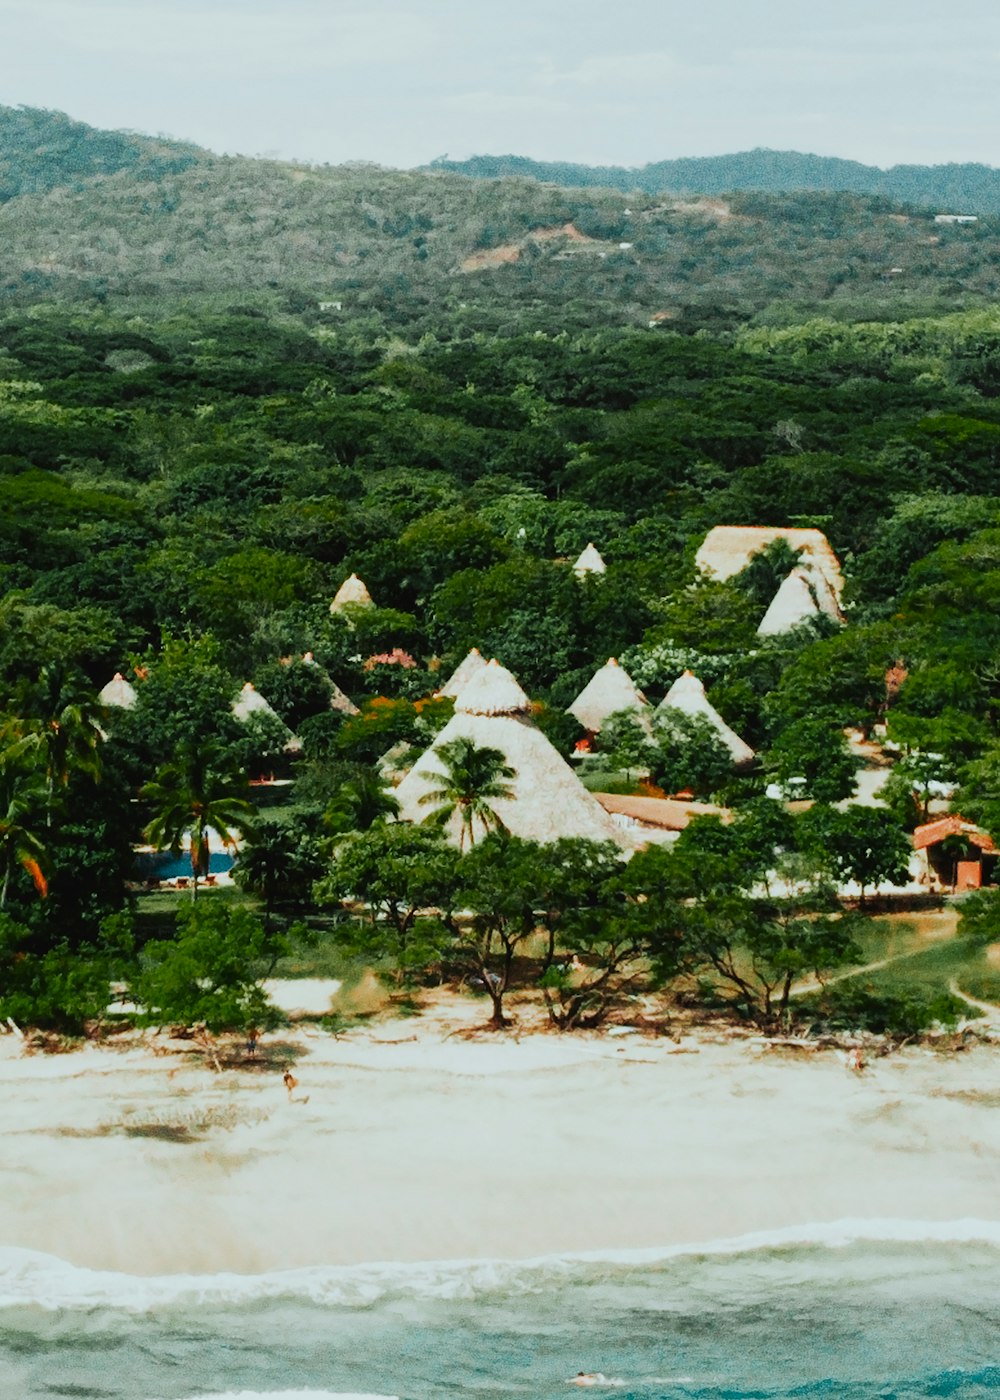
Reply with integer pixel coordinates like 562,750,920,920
4,1217,1000,1314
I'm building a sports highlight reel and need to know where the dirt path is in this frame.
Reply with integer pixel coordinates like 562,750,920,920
947,978,1000,1025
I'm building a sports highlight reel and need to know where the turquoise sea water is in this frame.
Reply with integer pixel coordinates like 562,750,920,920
2,1222,1000,1400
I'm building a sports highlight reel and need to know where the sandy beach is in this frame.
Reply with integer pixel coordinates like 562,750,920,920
1,994,998,1277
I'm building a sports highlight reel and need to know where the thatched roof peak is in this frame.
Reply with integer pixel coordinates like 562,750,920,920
567,657,650,734
330,573,374,613
233,681,280,722
756,568,825,636
573,542,607,578
436,647,488,700
98,673,137,710
657,671,755,768
455,659,532,717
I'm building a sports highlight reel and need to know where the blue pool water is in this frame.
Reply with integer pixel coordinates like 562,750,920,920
135,850,236,881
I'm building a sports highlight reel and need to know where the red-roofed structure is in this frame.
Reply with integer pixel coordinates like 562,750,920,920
912,815,997,891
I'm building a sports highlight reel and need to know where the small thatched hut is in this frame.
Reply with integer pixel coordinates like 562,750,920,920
657,670,755,767
435,647,488,700
232,682,301,753
98,673,137,710
695,525,844,601
567,657,651,735
394,659,634,850
330,573,374,614
572,542,607,579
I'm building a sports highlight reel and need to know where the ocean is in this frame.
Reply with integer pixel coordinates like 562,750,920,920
2,1221,999,1400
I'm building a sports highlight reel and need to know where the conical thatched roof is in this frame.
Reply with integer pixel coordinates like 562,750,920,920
436,647,488,700
573,542,607,579
395,660,634,850
756,568,837,637
695,525,843,600
567,657,651,734
98,673,137,709
233,682,281,723
330,573,374,613
656,671,755,767
301,651,359,715
454,658,532,716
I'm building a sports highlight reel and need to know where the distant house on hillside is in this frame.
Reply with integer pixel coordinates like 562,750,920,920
912,815,996,892
933,214,978,225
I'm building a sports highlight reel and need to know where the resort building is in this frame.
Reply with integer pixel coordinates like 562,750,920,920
394,659,634,851
757,566,843,636
330,573,375,614
696,525,844,604
98,672,137,709
572,542,607,579
912,815,997,892
567,657,651,737
435,646,488,700
657,670,755,768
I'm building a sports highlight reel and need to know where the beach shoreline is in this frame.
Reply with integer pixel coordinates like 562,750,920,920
1,997,999,1277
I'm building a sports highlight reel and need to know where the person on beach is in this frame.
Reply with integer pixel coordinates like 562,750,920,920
246,1027,259,1057
283,1069,298,1100
850,1046,866,1075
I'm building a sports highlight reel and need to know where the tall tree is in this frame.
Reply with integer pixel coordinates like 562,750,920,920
142,741,253,899
18,663,104,824
417,737,516,850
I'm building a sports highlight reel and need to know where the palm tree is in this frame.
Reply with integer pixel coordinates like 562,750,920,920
417,737,516,851
0,735,48,909
142,741,254,900
19,664,105,825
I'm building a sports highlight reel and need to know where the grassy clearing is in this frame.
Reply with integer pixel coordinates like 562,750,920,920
830,910,1000,1006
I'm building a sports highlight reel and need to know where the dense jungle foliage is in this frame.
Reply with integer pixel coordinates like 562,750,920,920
2,106,1000,1037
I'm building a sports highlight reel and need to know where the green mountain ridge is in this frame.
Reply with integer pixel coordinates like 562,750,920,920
1,105,1000,326
427,150,1000,215
0,104,204,202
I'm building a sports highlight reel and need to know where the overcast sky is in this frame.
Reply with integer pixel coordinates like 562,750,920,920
1,0,998,170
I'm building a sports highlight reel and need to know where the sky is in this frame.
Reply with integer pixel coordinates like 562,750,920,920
1,0,999,170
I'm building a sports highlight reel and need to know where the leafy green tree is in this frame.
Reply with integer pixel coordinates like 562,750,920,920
0,913,115,1035
315,822,458,983
650,709,736,798
764,717,856,802
131,903,289,1039
448,834,543,1027
233,816,325,923
142,741,253,899
956,743,1000,837
798,804,912,907
17,663,104,823
417,737,516,849
599,708,655,779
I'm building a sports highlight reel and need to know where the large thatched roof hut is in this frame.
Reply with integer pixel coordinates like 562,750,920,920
394,659,634,850
330,573,374,614
656,670,755,767
695,526,844,600
98,673,137,710
435,647,488,700
572,542,607,579
567,657,651,735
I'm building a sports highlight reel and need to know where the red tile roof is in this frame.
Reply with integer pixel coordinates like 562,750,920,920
912,815,997,853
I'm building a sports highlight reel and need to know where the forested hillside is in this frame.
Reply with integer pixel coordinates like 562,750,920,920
429,151,1000,215
2,108,1000,327
3,109,1000,1037
0,105,202,202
